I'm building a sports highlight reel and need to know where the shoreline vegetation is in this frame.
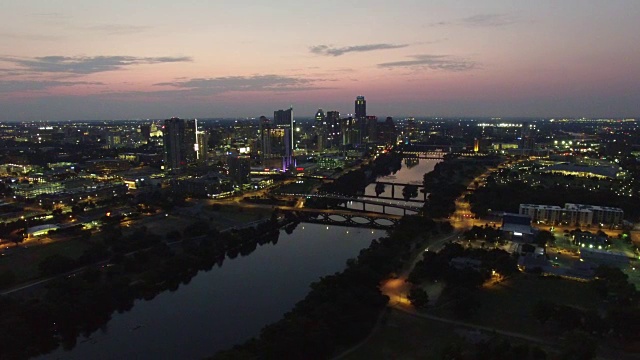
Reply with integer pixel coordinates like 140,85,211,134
211,215,447,360
0,213,293,360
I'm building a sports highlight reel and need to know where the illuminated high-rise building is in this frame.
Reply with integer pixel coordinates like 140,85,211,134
273,107,294,170
365,116,378,143
325,111,341,149
314,109,326,151
379,116,397,145
355,96,366,120
185,119,209,164
163,117,187,172
228,155,251,184
163,117,206,172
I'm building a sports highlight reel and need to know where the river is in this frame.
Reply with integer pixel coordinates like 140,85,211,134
41,158,439,360
346,158,441,215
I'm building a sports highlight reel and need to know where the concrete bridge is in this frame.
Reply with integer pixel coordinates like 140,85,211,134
281,193,423,215
400,150,447,160
285,210,400,229
366,181,427,201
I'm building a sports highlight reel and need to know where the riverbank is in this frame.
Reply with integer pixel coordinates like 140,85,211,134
211,216,453,359
0,211,294,359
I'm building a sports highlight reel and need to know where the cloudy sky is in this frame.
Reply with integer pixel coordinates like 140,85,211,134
1,0,639,121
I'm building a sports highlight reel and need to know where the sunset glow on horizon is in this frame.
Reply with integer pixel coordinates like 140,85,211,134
1,1,639,121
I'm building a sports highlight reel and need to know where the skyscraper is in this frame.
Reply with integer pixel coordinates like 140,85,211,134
380,117,397,145
273,107,294,170
228,155,251,184
163,117,186,172
314,109,325,151
326,111,341,149
163,117,206,171
355,96,366,120
365,116,378,143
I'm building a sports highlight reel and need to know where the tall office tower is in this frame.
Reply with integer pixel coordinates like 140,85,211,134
163,117,187,172
379,117,397,145
228,155,251,184
405,117,417,143
259,116,272,162
341,116,361,146
520,122,535,156
195,130,210,163
365,116,378,143
185,120,197,164
355,96,366,120
314,109,326,151
273,107,294,170
325,111,341,149
355,96,367,144
140,124,151,141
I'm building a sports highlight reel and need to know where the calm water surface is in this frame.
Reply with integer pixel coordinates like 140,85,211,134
346,158,441,215
41,224,379,360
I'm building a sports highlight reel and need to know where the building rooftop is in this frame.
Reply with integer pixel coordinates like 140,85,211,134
502,223,535,235
503,213,532,226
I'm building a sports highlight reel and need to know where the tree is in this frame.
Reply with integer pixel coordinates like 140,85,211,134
38,254,77,276
559,330,597,360
374,183,385,197
532,300,555,324
407,287,429,308
402,184,419,201
0,270,16,289
534,230,555,247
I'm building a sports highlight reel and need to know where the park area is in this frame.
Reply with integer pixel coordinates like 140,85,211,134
343,308,550,360
427,273,600,337
345,273,602,359
0,238,94,284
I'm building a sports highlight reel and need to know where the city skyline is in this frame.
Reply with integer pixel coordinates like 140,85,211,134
1,1,640,121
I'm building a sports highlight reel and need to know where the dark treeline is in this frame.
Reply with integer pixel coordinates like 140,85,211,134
0,216,286,360
212,216,443,360
532,266,640,356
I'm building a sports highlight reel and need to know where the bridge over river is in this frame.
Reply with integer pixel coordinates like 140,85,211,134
283,209,400,229
279,193,423,215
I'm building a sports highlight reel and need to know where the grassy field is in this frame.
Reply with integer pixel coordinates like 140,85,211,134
428,273,600,337
343,308,551,360
0,238,95,282
343,309,465,360
139,215,195,237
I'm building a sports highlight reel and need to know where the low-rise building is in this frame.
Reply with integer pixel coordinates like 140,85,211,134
501,213,537,242
519,203,623,227
26,224,60,238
